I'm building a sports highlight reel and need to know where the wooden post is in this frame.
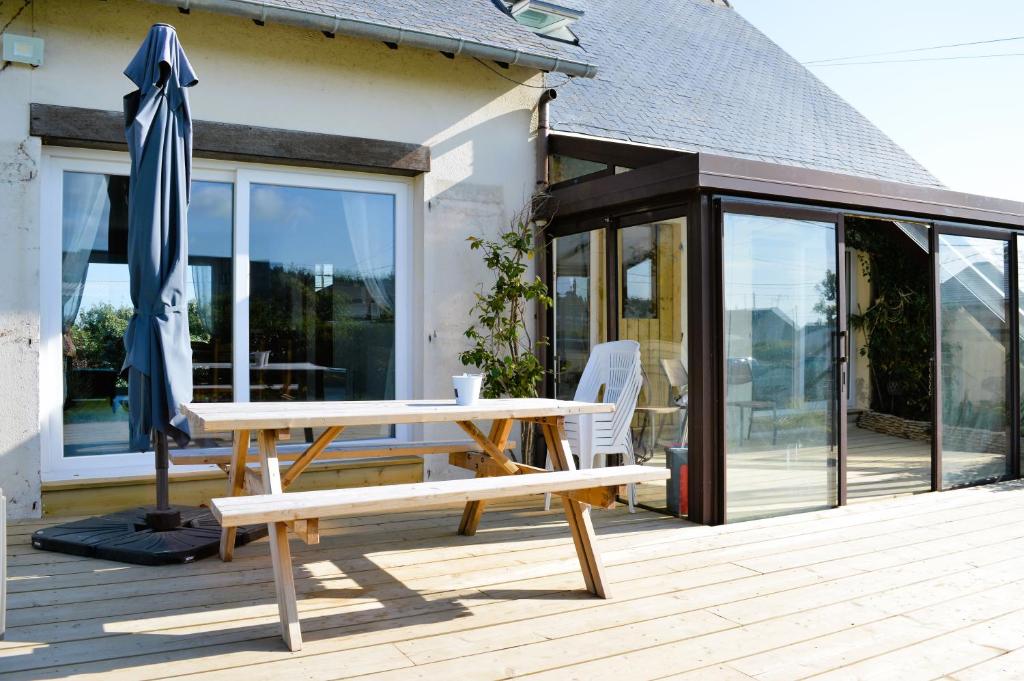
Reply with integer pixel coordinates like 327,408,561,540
1,486,6,641
258,429,302,651
219,430,250,562
542,417,609,598
457,419,514,536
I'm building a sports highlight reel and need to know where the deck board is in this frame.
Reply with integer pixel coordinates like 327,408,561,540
3,483,1024,679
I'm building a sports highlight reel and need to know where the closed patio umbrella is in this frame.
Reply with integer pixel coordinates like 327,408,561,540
122,23,197,530
31,25,264,564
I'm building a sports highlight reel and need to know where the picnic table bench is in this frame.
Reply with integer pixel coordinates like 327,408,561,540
182,398,669,652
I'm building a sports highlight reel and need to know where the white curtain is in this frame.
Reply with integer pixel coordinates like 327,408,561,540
61,174,108,329
341,192,395,399
189,264,213,331
341,193,394,316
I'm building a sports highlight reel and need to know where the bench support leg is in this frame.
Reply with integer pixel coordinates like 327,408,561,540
458,418,514,536
219,430,250,561
543,417,610,599
259,429,302,652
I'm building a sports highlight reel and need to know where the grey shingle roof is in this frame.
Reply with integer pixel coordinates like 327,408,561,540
549,0,943,188
273,0,572,56
153,0,595,76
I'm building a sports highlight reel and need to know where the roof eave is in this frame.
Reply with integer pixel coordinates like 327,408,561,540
151,0,599,78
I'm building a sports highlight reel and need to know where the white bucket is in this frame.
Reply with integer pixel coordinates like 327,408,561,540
452,373,483,406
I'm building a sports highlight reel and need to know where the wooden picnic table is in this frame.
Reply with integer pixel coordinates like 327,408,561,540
182,398,668,651
183,397,616,549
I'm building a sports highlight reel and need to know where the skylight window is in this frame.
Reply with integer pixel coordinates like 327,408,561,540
510,1,583,42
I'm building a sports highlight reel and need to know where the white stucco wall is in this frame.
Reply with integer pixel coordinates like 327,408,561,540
0,0,542,517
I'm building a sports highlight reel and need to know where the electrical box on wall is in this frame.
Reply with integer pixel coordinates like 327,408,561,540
2,33,44,67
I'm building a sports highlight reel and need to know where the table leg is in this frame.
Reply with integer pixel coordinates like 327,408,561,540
219,429,250,562
543,416,609,598
258,429,302,652
457,418,514,536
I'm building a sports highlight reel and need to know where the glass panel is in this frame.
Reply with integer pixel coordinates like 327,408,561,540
61,172,234,456
939,233,1011,487
553,230,606,399
723,212,838,522
249,183,396,442
845,218,932,498
620,225,658,319
1020,235,1024,477
617,218,688,516
548,155,606,185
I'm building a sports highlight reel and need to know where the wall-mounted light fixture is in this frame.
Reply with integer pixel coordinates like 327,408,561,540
2,33,44,67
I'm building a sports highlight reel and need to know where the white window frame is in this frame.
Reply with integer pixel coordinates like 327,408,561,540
39,147,413,482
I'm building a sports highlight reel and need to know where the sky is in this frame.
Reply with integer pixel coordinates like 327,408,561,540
728,0,1024,201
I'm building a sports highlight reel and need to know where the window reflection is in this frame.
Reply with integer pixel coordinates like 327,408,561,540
618,219,688,516
939,233,1011,487
248,183,396,442
620,225,658,319
61,172,234,456
554,231,604,398
723,213,838,522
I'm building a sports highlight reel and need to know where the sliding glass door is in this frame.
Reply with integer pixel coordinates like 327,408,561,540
247,181,398,442
938,231,1012,487
617,214,688,515
844,218,933,499
552,229,607,399
722,208,841,522
43,152,410,479
58,172,236,458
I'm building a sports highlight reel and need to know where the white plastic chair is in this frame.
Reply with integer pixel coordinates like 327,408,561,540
546,340,644,512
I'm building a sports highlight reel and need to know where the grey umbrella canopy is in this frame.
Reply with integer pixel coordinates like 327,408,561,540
122,23,197,453
30,25,264,562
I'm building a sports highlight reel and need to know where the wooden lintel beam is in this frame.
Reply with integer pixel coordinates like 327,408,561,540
29,104,430,176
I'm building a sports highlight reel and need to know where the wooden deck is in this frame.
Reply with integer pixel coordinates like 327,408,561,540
5,481,1024,680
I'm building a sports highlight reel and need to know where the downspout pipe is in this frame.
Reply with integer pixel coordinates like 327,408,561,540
533,88,557,423
150,0,599,78
536,88,558,189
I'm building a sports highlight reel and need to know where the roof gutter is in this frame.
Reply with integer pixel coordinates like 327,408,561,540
152,0,598,78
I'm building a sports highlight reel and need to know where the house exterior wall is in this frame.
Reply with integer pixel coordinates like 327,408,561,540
0,0,543,518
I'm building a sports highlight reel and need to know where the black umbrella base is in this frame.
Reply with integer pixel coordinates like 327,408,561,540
31,506,267,566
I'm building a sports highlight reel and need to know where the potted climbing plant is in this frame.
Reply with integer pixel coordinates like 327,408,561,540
460,196,553,459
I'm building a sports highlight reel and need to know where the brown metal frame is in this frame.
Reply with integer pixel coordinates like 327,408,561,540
929,226,943,490
542,137,1024,525
835,214,849,506
1011,237,1021,481
697,195,725,524
547,150,1024,230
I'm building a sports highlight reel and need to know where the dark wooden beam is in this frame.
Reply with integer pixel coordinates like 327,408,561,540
697,153,1024,228
547,147,1024,229
548,154,700,218
686,192,724,525
30,103,430,176
549,134,683,169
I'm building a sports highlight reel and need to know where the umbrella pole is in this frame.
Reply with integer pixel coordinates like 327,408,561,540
155,433,170,510
146,433,182,531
